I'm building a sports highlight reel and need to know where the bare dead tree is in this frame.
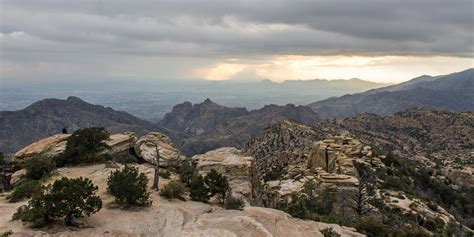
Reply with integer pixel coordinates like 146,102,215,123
350,173,374,216
152,143,161,191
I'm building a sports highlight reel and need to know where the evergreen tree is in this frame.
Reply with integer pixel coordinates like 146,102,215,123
58,127,110,166
204,169,230,203
107,165,151,207
189,175,209,202
13,177,102,227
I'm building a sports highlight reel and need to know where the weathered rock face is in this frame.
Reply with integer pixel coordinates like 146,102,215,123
15,132,138,160
308,136,371,176
9,169,26,187
14,134,70,160
244,120,325,179
101,132,137,156
134,132,186,167
192,147,256,200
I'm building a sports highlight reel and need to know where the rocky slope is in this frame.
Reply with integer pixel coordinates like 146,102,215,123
315,108,474,166
308,68,474,118
0,97,162,154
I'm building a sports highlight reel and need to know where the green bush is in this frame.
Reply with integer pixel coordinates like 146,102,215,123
107,165,151,207
159,170,171,179
204,169,230,203
355,216,390,237
160,181,187,200
224,195,244,210
23,156,56,180
262,167,285,181
13,177,102,227
179,162,196,186
189,175,210,202
57,127,110,166
8,180,42,203
321,227,341,237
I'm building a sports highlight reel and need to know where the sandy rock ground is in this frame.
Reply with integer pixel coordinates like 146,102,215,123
0,164,362,237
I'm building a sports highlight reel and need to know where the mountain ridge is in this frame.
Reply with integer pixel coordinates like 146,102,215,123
308,68,474,118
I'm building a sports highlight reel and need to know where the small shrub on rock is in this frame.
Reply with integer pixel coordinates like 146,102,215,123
189,175,210,202
23,156,56,180
204,169,230,203
107,165,151,207
179,162,196,186
159,170,171,179
224,195,244,210
8,180,42,203
321,227,341,237
160,181,187,200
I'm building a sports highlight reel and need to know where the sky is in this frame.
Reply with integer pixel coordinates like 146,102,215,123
1,0,473,84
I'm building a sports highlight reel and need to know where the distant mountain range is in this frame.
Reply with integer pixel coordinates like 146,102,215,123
1,68,472,155
156,99,319,156
308,68,474,118
0,77,389,120
0,97,319,155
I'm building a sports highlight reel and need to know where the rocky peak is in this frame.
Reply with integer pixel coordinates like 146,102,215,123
158,99,249,136
244,120,325,178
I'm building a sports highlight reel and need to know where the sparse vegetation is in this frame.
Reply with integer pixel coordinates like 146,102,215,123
13,177,101,227
262,167,285,181
8,180,42,203
224,195,244,210
189,174,210,202
204,169,230,203
321,227,340,237
160,180,187,200
56,127,110,166
178,162,196,186
23,156,56,180
159,170,171,179
107,165,151,207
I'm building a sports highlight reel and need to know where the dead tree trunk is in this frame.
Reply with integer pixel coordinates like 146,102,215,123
152,144,161,191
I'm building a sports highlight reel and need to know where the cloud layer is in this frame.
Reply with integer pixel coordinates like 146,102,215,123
1,0,473,82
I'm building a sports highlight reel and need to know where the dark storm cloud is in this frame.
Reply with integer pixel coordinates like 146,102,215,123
0,0,472,82
2,0,473,57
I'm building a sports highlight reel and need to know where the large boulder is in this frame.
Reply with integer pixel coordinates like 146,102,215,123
134,132,186,167
192,147,256,201
308,136,369,176
101,132,137,156
14,134,70,160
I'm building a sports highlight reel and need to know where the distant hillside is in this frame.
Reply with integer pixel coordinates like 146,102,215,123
315,107,474,162
0,97,159,153
308,68,474,118
159,99,320,156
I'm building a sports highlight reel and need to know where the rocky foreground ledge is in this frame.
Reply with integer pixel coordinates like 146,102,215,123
0,164,362,237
